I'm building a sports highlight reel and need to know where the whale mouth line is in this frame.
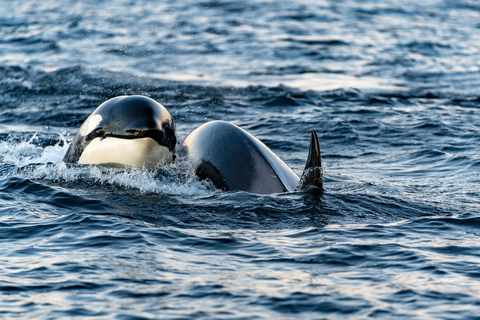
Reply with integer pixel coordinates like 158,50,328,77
87,127,177,152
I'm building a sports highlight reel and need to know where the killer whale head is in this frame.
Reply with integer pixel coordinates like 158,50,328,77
63,95,177,169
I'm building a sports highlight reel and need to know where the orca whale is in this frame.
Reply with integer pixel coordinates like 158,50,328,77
181,120,322,194
63,95,176,169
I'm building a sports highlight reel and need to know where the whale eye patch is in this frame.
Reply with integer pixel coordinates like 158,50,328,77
79,114,103,136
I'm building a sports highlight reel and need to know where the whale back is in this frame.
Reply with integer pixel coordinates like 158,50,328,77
182,121,299,194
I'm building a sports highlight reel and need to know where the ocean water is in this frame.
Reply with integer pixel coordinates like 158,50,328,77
1,0,480,318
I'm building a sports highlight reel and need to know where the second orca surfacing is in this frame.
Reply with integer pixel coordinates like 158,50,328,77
181,120,322,194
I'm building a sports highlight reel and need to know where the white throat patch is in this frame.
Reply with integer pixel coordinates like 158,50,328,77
78,137,173,169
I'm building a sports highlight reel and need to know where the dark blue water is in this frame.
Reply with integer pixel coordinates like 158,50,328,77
1,0,480,318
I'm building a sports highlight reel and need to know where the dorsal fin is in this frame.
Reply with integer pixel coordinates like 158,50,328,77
305,130,321,170
296,130,323,191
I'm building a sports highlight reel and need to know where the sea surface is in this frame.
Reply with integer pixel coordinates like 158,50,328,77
1,0,480,319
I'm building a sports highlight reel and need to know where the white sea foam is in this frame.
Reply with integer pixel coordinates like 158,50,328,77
28,162,214,196
0,135,215,196
0,133,69,166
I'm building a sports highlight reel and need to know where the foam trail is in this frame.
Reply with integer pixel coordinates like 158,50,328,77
27,162,215,196
0,133,69,166
0,134,215,196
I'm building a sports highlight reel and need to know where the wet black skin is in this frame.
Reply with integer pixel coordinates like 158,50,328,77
63,95,176,163
296,130,323,191
182,120,322,194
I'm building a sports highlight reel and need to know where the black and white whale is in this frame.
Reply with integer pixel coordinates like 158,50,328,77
63,96,321,194
63,95,176,168
182,120,322,194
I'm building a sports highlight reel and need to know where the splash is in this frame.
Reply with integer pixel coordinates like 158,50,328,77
27,162,215,196
0,133,69,166
0,134,215,196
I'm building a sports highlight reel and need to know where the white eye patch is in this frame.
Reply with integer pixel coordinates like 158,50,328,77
79,114,103,136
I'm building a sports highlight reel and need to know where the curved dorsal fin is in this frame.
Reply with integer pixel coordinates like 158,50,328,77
296,130,323,191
